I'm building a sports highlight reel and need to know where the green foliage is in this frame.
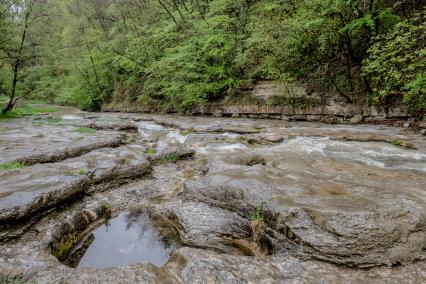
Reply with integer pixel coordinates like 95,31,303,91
389,140,403,147
100,200,112,217
363,11,426,115
0,0,424,116
251,205,264,222
74,127,96,134
250,204,264,243
53,233,77,261
79,168,86,175
0,275,26,284
0,162,26,171
0,105,58,120
144,148,156,155
161,153,181,162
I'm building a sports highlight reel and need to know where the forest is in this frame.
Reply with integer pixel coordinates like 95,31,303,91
0,0,425,116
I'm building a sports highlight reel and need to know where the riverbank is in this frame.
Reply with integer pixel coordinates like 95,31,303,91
103,81,425,130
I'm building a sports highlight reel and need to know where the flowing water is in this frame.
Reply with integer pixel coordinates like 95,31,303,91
1,107,426,282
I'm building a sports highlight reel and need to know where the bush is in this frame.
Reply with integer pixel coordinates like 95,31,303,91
363,11,426,116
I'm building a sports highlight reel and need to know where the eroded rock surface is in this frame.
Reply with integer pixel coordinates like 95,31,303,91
1,108,426,283
0,145,150,224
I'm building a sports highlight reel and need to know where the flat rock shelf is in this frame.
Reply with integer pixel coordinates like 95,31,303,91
1,106,426,283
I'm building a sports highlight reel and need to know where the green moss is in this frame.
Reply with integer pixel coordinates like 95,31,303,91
0,275,26,284
0,162,26,171
100,200,112,217
53,233,77,261
389,140,402,147
161,153,180,162
250,205,264,243
79,168,86,175
74,127,96,134
251,205,264,223
144,148,156,155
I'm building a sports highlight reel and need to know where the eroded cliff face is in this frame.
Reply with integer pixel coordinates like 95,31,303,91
1,106,426,283
104,81,419,126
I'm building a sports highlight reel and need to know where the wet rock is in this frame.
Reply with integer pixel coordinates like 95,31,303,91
0,145,150,225
321,115,337,124
0,122,124,165
220,126,259,134
244,133,284,144
350,114,363,124
166,247,426,284
83,121,138,132
213,110,223,118
150,147,195,162
182,155,426,267
225,153,266,166
151,201,250,245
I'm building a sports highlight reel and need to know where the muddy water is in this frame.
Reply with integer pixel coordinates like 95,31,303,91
1,107,426,283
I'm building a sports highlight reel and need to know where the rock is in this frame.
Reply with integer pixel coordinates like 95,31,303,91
350,114,363,124
404,122,410,128
419,121,426,129
0,121,124,165
0,145,151,224
151,201,250,244
320,115,337,124
213,110,223,118
421,129,426,135
244,133,284,144
183,152,426,267
231,113,240,118
83,121,138,132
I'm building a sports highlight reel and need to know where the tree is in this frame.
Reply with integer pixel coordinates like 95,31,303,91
0,0,45,113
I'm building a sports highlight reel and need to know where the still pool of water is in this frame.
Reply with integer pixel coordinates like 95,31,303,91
77,212,178,268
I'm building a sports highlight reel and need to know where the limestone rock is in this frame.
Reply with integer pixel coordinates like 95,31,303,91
350,114,363,124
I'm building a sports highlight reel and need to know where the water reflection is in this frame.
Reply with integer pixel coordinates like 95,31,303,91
77,212,178,268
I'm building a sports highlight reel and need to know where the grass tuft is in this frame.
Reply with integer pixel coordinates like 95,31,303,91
74,127,96,134
250,205,264,243
0,275,26,284
0,105,58,120
0,162,26,171
144,148,156,155
389,140,402,147
161,153,180,162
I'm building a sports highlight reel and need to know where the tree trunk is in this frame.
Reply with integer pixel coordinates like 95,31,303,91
2,8,30,114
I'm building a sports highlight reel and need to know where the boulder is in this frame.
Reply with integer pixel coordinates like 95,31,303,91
350,114,363,124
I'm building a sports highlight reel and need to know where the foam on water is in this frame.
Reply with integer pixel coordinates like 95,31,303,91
167,130,187,144
61,115,83,120
269,136,426,172
196,143,248,155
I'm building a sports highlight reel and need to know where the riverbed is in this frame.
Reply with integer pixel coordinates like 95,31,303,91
1,105,425,283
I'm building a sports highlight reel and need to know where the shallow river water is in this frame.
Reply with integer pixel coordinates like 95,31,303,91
0,105,426,283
